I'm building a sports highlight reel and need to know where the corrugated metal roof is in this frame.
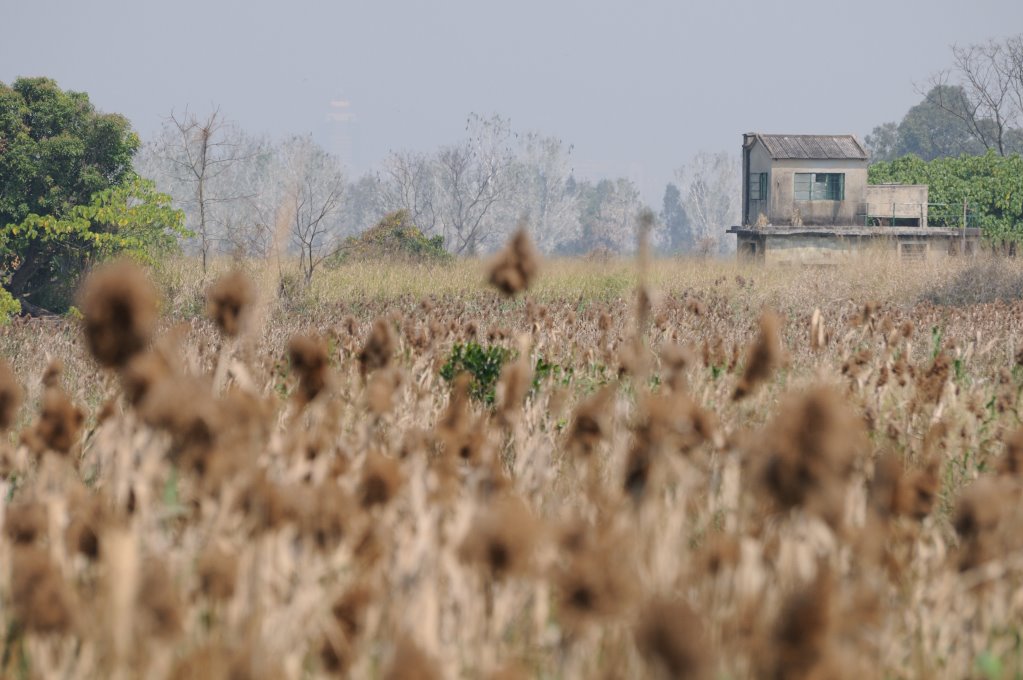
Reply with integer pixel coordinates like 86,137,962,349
755,134,868,160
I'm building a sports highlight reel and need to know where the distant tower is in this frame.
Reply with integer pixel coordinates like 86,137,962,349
325,97,358,170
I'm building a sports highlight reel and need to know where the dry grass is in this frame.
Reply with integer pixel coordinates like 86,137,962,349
2,250,1023,678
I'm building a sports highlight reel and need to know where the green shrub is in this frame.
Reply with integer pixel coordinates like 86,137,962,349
440,342,511,405
533,356,573,390
331,210,450,265
440,344,573,405
0,287,20,324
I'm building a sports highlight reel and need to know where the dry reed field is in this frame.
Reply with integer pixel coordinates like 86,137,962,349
4,235,1023,679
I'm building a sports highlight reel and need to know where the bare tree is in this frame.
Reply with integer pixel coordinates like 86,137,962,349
434,114,515,255
509,132,580,253
211,138,303,264
215,133,275,258
278,136,346,285
137,114,277,262
158,108,254,271
922,35,1023,155
582,178,645,253
381,150,438,235
343,173,388,236
673,151,739,255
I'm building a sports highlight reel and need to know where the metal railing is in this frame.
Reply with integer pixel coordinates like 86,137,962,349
855,202,979,229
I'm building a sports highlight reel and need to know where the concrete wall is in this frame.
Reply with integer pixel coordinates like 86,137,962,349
766,156,868,226
758,233,957,265
864,184,929,224
736,233,766,262
763,234,857,265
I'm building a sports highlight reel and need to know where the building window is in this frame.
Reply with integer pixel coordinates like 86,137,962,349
794,173,844,201
749,172,767,201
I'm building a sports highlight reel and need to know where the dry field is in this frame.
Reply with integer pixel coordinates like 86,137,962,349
3,242,1023,679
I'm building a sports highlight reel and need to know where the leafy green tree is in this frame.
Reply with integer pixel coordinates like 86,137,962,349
659,182,691,252
864,122,900,162
0,77,185,312
562,177,645,254
866,86,991,161
899,86,989,160
869,152,1023,245
867,34,1023,161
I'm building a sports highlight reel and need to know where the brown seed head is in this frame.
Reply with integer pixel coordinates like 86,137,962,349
854,301,878,329
756,385,864,528
65,485,107,559
567,386,615,458
301,482,352,550
137,375,218,465
237,471,304,532
121,349,172,407
288,333,330,403
488,225,540,296
660,343,696,391
359,451,403,509
197,545,238,601
734,311,783,400
11,546,76,634
137,558,183,638
769,570,835,679
555,534,637,630
322,582,376,672
634,596,712,680
79,260,159,368
5,499,47,545
29,388,84,454
331,582,375,640
367,367,403,416
207,270,255,337
870,453,941,522
697,533,741,576
358,317,396,377
437,374,487,464
496,356,532,423
953,477,1023,571
916,351,951,404
41,358,63,388
1000,428,1023,478
459,493,540,580
0,359,22,431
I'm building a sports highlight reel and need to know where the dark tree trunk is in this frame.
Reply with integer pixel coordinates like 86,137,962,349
7,242,42,299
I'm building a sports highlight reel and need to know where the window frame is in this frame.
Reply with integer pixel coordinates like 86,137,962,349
793,172,845,201
749,172,768,201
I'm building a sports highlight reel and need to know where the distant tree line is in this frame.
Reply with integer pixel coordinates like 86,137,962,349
137,111,741,276
864,34,1023,244
866,35,1023,161
0,77,185,315
137,112,653,280
0,76,743,320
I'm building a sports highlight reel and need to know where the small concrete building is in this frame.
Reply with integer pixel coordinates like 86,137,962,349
730,132,979,264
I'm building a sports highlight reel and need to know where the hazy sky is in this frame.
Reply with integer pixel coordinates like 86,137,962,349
3,0,1021,202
